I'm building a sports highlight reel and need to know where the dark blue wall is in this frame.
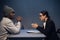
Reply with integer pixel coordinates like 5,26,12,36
0,0,60,29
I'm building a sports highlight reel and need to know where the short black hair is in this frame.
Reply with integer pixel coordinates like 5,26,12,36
40,10,50,19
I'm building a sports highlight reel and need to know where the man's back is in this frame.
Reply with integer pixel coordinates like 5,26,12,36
0,23,7,40
45,19,59,40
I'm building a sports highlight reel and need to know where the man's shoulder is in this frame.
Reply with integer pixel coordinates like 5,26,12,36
1,17,12,24
3,17,11,21
47,19,54,24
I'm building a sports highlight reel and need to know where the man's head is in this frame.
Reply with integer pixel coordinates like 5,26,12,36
3,5,15,19
39,10,50,21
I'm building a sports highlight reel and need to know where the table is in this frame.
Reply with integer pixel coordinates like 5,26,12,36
8,29,46,40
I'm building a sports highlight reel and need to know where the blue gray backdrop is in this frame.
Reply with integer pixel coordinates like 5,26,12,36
0,0,60,29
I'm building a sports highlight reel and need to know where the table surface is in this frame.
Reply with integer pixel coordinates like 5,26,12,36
8,29,46,38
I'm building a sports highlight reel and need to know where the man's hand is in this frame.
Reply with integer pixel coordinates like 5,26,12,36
31,23,38,28
16,16,22,22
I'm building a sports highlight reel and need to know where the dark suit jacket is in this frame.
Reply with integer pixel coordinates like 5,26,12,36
36,19,59,40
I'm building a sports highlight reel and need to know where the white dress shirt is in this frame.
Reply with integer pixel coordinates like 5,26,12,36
43,22,46,29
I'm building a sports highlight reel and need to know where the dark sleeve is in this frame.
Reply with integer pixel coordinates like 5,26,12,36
36,21,55,35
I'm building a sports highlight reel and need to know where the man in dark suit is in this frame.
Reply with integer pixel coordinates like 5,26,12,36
31,10,59,40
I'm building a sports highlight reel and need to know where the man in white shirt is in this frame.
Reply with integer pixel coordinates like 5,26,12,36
31,10,59,40
1,5,22,34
